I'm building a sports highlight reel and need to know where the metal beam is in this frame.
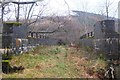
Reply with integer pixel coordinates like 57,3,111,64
12,1,36,4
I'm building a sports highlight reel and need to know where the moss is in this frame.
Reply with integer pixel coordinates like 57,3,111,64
86,36,94,39
3,22,22,26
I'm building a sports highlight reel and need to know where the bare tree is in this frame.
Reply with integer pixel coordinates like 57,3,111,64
98,0,115,19
0,0,44,22
73,0,89,35
105,0,115,19
0,1,10,22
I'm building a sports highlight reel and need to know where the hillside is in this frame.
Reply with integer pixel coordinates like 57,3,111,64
28,11,118,44
2,45,107,79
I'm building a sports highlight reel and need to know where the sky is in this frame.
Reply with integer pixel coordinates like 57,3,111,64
45,0,119,17
1,0,120,20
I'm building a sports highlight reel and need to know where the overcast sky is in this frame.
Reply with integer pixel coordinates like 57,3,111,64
1,0,120,20
46,0,119,17
14,0,119,17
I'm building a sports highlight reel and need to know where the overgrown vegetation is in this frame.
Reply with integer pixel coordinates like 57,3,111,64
2,45,107,79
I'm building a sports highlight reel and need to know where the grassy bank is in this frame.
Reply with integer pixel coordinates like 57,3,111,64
2,45,107,78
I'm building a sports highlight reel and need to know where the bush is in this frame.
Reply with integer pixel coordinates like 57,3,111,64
50,47,61,54
86,67,95,76
57,40,66,45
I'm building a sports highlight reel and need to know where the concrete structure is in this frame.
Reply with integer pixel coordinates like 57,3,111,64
28,31,60,45
94,20,119,59
0,22,28,53
0,22,14,49
80,20,119,59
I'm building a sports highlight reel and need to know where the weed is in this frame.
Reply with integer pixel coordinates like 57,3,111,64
3,45,107,78
49,47,61,54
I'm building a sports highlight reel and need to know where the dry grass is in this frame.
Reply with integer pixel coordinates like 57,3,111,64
2,45,107,78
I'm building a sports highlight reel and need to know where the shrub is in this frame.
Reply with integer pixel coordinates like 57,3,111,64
57,40,66,45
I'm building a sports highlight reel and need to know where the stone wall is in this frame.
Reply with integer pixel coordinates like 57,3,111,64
80,20,119,55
